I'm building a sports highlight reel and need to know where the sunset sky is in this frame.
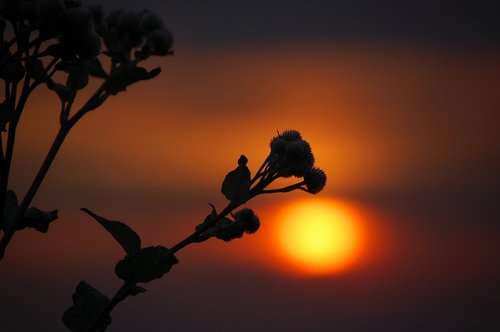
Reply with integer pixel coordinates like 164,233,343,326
2,1,500,331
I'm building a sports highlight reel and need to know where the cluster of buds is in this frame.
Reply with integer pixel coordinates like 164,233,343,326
0,0,172,61
197,130,326,243
259,129,327,194
98,7,172,60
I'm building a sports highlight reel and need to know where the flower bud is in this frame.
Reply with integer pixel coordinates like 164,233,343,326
280,129,302,142
304,167,327,194
72,31,101,60
270,137,287,154
140,11,164,33
233,208,260,234
146,28,173,55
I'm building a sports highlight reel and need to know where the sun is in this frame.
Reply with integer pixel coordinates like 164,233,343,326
275,199,362,275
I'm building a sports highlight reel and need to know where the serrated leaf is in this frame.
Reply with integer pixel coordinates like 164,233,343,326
66,63,89,90
62,281,111,332
221,155,251,203
115,246,178,283
81,208,141,255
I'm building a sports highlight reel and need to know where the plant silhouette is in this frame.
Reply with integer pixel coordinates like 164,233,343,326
0,1,326,331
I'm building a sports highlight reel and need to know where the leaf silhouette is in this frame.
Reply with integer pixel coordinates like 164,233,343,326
115,246,178,283
62,281,111,332
221,155,251,202
81,208,141,255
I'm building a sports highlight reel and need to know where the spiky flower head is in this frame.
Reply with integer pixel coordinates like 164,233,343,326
146,28,173,55
270,137,287,155
280,129,302,142
140,11,163,33
304,167,327,194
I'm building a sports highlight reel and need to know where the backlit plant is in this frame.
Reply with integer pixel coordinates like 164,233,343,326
0,1,326,331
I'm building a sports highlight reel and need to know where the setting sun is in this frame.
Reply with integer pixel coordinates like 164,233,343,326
275,199,363,275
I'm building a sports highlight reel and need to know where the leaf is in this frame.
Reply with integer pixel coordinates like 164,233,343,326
81,208,141,255
20,207,58,233
66,63,89,90
221,155,251,203
62,281,111,332
46,78,76,102
86,58,107,78
105,65,161,95
115,246,178,283
195,205,237,241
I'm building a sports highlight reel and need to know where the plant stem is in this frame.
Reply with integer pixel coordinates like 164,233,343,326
170,201,238,254
90,282,134,332
0,82,109,260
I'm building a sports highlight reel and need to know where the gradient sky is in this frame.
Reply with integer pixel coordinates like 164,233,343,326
2,1,500,331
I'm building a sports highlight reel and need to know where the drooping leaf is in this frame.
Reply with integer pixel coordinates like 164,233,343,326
221,155,251,203
81,208,141,255
20,207,58,233
62,281,111,332
105,65,161,95
66,63,89,90
115,246,178,283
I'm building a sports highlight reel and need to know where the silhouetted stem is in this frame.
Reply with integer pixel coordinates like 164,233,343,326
0,81,109,260
90,282,134,332
170,201,238,253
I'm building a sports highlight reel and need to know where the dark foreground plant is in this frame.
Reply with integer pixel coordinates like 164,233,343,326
0,0,172,259
0,1,327,331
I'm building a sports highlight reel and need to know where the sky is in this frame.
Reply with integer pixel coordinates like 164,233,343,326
1,0,500,331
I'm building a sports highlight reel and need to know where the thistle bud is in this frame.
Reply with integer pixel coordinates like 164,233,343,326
304,167,327,194
280,129,302,142
233,208,260,234
146,28,173,55
140,11,164,33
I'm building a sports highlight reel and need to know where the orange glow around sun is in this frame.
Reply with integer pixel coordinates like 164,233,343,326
274,198,363,275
